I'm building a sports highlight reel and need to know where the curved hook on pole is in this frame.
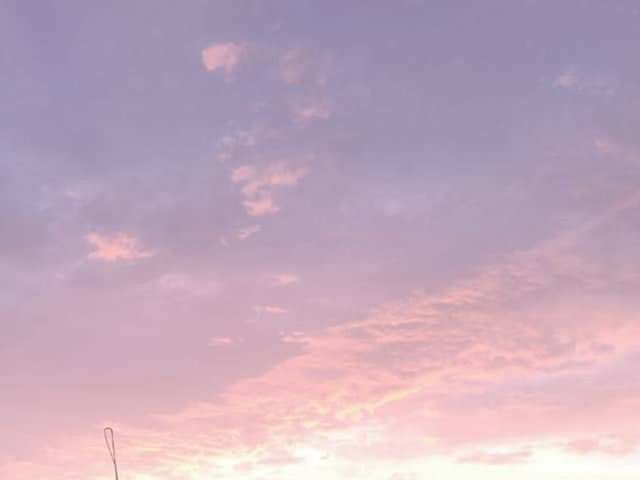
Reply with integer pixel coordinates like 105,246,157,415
104,427,119,480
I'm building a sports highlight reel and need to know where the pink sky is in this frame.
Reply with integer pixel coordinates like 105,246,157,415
2,2,640,479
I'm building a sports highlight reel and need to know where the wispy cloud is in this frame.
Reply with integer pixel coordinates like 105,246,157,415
154,273,220,296
215,126,277,162
280,49,306,85
140,192,640,471
201,42,246,75
237,225,261,240
231,165,256,183
10,193,640,479
279,48,329,86
243,195,278,216
594,137,640,164
564,436,637,456
231,163,309,216
254,305,288,315
208,337,235,347
293,100,332,122
270,273,299,287
85,233,155,262
552,69,578,89
552,68,615,95
7,4,640,480
458,450,531,465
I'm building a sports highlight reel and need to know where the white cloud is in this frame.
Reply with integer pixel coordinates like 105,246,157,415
86,233,155,262
201,42,246,74
458,450,531,465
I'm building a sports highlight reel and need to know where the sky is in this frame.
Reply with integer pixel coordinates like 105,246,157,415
2,1,640,479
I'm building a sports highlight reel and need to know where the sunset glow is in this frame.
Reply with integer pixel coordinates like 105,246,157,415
2,2,640,479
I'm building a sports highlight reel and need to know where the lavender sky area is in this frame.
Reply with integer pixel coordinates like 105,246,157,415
2,1,640,479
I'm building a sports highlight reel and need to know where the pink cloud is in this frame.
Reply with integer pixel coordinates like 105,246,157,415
552,70,578,88
594,137,640,164
254,305,288,315
279,49,306,85
85,232,154,262
564,436,638,456
10,191,640,479
201,42,246,74
270,273,298,287
231,163,309,216
209,337,235,347
244,194,279,216
154,273,219,296
230,165,256,183
279,48,330,86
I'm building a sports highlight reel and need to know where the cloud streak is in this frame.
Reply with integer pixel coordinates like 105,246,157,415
293,101,332,122
594,137,640,164
231,163,309,216
270,273,299,287
85,233,155,262
237,225,261,240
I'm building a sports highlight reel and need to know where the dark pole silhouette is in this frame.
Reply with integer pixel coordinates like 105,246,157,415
104,427,119,480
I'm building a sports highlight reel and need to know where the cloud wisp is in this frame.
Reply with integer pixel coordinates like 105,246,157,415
293,100,333,122
270,273,299,287
231,163,309,216
594,137,640,165
85,233,155,262
552,68,615,95
237,225,262,240
202,42,246,75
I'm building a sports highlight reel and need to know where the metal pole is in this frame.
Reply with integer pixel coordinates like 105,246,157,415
104,427,119,480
